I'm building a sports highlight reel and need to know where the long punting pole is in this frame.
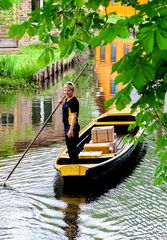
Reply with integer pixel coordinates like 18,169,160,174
3,63,88,186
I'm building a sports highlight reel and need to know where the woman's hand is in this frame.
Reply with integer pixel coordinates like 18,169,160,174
67,128,74,138
58,99,63,104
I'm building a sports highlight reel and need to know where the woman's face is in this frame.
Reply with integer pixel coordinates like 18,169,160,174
64,86,73,99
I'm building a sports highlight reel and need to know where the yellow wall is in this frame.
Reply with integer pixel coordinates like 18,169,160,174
95,38,133,101
99,0,148,16
95,0,148,102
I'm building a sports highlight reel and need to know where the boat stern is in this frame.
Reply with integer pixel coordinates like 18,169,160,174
56,164,89,177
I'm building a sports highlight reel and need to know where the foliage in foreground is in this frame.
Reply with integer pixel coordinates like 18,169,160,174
2,0,167,184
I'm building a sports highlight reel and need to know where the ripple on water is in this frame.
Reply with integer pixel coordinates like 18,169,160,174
0,140,167,240
77,144,167,240
0,145,70,240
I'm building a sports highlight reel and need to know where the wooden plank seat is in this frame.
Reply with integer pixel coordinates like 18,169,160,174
79,151,102,159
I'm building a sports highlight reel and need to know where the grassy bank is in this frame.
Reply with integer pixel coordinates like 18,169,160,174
0,44,60,91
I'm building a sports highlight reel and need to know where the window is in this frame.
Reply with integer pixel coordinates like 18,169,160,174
111,43,116,62
0,113,14,124
111,79,118,94
100,45,105,60
124,45,130,55
32,0,43,11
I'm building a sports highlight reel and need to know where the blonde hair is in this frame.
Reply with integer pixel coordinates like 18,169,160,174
64,82,75,91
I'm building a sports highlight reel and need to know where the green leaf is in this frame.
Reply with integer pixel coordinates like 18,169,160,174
83,30,90,43
59,39,75,58
156,29,167,50
87,0,101,10
75,39,85,51
143,31,154,53
112,58,124,73
104,97,115,109
74,0,84,8
8,24,20,38
68,40,75,55
59,39,69,58
50,35,59,44
0,1,11,9
53,16,61,28
142,62,155,81
18,22,29,39
154,177,163,186
115,85,132,110
116,94,131,110
38,48,53,66
101,0,110,7
159,16,167,30
159,7,167,17
27,25,37,37
88,34,102,47
8,0,20,3
154,164,165,176
60,46,69,58
117,25,129,38
115,68,135,85
8,22,28,39
63,15,72,29
159,151,167,162
85,16,92,31
132,64,147,90
100,26,117,45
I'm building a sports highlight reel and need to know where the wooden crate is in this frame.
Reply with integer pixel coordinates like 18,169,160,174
91,126,115,143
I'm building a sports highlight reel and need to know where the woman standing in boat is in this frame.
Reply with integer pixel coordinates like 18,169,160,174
60,82,80,164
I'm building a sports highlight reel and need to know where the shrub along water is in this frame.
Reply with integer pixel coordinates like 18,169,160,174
0,44,60,92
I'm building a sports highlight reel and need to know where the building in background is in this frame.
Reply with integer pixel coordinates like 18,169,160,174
0,0,44,48
95,0,147,101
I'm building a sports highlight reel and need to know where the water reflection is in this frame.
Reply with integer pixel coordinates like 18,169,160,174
0,61,167,240
32,97,53,125
0,64,97,157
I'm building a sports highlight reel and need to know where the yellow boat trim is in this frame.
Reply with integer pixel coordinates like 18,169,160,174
60,152,116,159
94,121,135,125
57,165,89,176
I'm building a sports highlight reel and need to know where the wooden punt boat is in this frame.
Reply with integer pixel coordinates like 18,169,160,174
54,108,143,181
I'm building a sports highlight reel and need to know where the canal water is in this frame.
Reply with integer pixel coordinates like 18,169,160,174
0,63,167,240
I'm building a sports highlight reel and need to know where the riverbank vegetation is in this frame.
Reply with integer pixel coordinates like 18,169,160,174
0,44,60,91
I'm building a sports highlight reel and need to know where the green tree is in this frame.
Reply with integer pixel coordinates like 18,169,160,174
2,0,167,184
0,0,20,10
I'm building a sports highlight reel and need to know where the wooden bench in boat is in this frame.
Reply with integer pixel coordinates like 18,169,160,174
78,151,103,159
